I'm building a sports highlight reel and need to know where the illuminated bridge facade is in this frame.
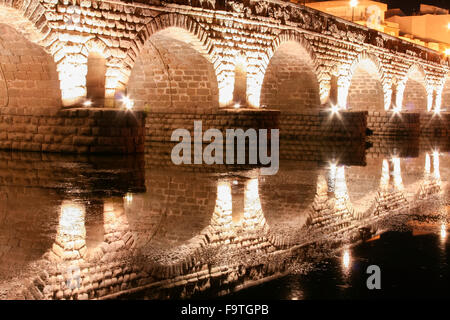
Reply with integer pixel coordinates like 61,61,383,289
0,0,449,153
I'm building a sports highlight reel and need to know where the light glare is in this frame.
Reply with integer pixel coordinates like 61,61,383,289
122,96,134,110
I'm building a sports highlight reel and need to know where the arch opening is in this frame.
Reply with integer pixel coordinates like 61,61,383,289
126,27,219,113
233,55,247,106
86,52,106,106
0,23,61,115
347,58,384,111
260,41,320,112
402,67,428,112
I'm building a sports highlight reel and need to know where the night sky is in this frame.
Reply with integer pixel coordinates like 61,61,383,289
377,0,450,14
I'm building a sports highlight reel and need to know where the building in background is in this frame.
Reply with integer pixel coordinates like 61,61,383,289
386,4,450,54
305,0,400,36
299,1,450,55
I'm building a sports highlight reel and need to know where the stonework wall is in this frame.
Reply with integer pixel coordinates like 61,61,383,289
420,113,450,137
279,111,367,140
0,109,146,153
367,111,420,136
145,109,279,143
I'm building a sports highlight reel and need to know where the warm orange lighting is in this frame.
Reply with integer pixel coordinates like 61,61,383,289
445,48,450,56
233,103,241,109
350,0,358,8
83,100,92,107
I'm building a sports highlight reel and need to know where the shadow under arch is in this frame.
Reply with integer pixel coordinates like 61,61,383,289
123,13,219,112
260,31,321,112
346,52,387,111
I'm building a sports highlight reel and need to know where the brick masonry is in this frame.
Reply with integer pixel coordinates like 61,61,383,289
0,108,146,153
0,0,449,153
367,111,421,137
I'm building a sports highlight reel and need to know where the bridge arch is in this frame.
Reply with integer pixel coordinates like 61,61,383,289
0,3,61,115
346,52,387,111
124,13,219,112
260,31,321,112
399,64,431,112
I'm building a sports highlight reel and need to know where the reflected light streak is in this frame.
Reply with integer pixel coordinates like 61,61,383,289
440,224,447,243
327,161,337,192
380,159,390,190
59,201,86,237
392,157,403,191
432,151,440,180
335,166,348,200
243,178,266,229
342,249,351,270
213,180,233,230
425,153,431,175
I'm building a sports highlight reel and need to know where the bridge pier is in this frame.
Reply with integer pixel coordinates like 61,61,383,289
0,108,146,154
367,111,420,137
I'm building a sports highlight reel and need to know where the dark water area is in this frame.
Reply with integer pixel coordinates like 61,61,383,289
225,230,450,300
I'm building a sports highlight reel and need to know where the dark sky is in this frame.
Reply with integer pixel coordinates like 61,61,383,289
377,0,450,14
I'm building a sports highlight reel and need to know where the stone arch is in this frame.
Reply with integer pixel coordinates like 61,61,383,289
0,3,61,115
346,52,387,111
124,13,219,112
82,39,114,107
400,64,430,112
260,31,321,112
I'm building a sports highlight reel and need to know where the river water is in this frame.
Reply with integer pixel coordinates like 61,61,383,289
0,137,448,299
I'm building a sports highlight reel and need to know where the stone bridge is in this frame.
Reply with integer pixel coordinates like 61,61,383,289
0,0,449,154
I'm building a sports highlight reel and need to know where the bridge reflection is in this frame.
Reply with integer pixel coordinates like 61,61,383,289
0,139,447,299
